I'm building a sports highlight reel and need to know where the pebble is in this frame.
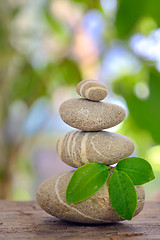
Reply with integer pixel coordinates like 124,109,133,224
57,131,135,167
76,79,108,101
36,171,145,224
59,98,126,131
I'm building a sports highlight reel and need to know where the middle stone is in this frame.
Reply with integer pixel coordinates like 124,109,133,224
57,131,135,167
59,98,126,131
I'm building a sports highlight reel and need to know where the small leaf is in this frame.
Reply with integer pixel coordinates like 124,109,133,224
116,157,155,185
66,163,109,204
109,170,137,220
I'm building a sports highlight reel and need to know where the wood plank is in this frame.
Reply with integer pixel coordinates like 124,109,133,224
0,201,160,240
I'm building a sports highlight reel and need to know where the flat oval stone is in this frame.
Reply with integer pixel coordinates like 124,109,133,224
57,131,135,167
76,79,108,101
36,171,145,224
59,98,126,131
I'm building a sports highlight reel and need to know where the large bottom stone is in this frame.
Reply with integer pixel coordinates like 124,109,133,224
36,171,145,224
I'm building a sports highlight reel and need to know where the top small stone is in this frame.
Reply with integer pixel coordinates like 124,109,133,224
76,79,108,102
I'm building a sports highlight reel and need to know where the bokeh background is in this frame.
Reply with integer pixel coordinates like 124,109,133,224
0,0,160,201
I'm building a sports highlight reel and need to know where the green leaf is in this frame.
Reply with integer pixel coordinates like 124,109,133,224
66,162,109,204
116,157,155,185
109,170,137,220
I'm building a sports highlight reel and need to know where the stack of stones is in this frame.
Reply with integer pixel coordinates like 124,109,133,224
37,79,145,224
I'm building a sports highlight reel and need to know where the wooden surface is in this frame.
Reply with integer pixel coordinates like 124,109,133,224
0,201,159,240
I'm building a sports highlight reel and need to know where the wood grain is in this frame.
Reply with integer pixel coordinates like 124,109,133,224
0,201,159,240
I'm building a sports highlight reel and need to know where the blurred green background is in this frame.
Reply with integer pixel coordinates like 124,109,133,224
0,0,160,201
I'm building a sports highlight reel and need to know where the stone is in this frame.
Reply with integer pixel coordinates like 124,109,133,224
76,79,108,101
59,98,126,131
36,171,145,224
57,131,135,167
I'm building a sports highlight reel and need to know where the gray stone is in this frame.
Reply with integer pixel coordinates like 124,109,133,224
59,98,126,131
57,131,135,167
76,79,108,101
36,171,145,224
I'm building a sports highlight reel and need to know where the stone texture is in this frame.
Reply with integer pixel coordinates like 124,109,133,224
36,171,145,224
59,98,126,131
76,79,108,101
57,130,135,167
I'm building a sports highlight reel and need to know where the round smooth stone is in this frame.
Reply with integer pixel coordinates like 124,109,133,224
59,98,126,131
76,79,108,101
57,131,135,167
36,171,145,224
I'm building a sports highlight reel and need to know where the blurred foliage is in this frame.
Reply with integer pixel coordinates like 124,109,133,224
116,0,160,38
0,0,160,200
113,68,160,144
10,63,47,105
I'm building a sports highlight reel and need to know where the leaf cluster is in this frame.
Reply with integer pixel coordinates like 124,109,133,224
66,157,155,220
